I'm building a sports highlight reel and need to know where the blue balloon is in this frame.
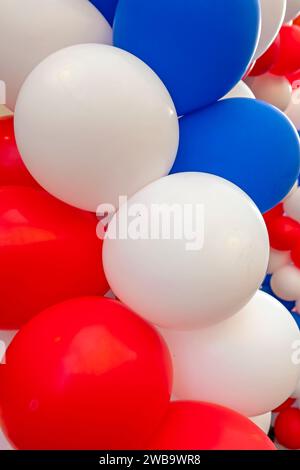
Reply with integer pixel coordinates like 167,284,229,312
260,284,296,312
90,0,118,25
171,98,300,212
291,312,300,330
114,0,260,115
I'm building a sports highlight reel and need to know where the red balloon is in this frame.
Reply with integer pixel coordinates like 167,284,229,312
286,68,300,86
263,203,284,223
271,25,300,76
0,116,38,188
264,215,300,251
0,186,108,328
0,297,172,449
147,402,276,450
273,397,296,413
250,37,280,76
275,408,300,449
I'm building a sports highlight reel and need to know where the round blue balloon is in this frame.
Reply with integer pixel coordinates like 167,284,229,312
90,0,118,25
171,98,300,212
114,0,260,115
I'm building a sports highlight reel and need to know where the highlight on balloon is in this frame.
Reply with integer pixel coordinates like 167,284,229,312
1,0,300,459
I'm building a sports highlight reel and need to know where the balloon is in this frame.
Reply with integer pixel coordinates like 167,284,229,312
285,0,300,22
221,81,255,100
275,408,300,449
0,116,38,187
171,98,300,213
0,186,108,329
284,187,300,220
147,402,275,450
271,265,300,300
159,291,300,417
285,88,300,130
0,429,13,450
267,249,291,274
0,0,112,110
89,0,118,25
250,413,272,434
0,297,172,450
271,25,300,75
14,44,179,212
253,0,286,60
114,0,260,115
103,172,269,330
264,203,284,222
245,74,292,111
273,397,296,412
292,378,300,398
282,180,298,201
264,214,300,250
250,37,280,76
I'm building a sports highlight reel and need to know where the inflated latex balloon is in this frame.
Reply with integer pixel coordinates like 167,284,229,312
291,240,300,267
267,249,291,274
114,0,260,114
0,116,38,187
103,173,269,330
275,408,300,449
89,0,118,25
0,430,13,451
0,297,172,450
250,37,280,76
171,98,300,213
265,214,300,250
14,44,179,212
254,0,286,60
246,74,292,110
0,0,112,110
0,186,108,329
159,291,300,417
285,0,300,21
148,402,275,450
271,25,300,75
221,81,255,100
271,265,300,300
284,187,300,221
250,413,272,434
285,89,300,130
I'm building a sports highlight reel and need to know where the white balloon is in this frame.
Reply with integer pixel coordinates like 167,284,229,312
285,88,300,130
159,291,300,416
15,44,179,212
103,173,269,330
284,187,300,221
284,0,300,22
250,413,272,434
245,74,292,111
254,0,286,60
0,329,17,363
221,81,255,100
292,378,300,398
0,429,13,450
271,265,300,300
282,180,299,202
0,0,112,110
267,249,291,274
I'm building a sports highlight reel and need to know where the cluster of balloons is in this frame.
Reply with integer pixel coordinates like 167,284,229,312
1,0,300,451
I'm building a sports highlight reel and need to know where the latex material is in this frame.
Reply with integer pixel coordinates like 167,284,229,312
284,0,300,21
285,88,300,130
267,249,291,274
0,297,172,450
148,402,275,450
284,187,300,221
171,98,300,213
0,186,108,328
159,291,300,417
246,74,292,111
271,264,300,300
271,25,300,75
0,0,112,110
275,408,300,449
221,81,255,100
0,116,38,187
254,0,286,60
103,173,269,330
89,0,118,25
250,37,280,76
264,214,300,250
250,413,272,434
14,44,179,212
114,0,260,115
